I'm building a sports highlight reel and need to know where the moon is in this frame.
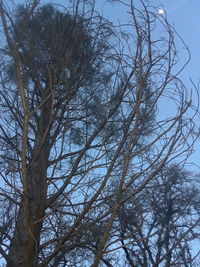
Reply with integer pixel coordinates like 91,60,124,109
158,8,165,14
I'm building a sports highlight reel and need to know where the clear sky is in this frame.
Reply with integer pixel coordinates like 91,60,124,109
91,0,200,169
95,0,200,81
155,0,200,79
95,0,200,171
153,0,200,170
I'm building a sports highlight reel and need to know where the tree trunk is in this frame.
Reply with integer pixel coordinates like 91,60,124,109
7,152,47,266
7,97,51,266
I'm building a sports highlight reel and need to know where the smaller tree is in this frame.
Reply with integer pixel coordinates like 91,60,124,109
117,165,200,267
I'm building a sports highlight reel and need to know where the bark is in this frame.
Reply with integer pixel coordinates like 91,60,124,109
7,157,47,266
7,96,51,266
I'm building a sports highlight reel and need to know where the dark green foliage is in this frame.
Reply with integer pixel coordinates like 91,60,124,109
13,4,96,83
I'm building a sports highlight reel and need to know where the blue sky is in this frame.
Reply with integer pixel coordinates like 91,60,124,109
96,0,200,80
156,0,200,79
153,0,200,170
93,0,200,170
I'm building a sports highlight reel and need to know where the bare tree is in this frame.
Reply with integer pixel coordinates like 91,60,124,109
0,0,199,266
